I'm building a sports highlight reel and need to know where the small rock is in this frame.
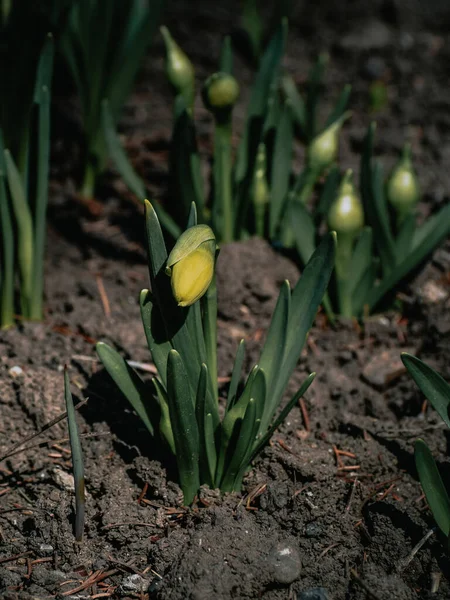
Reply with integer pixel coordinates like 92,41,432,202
120,574,150,594
362,348,415,389
298,588,329,600
305,522,323,538
38,543,54,556
267,541,301,584
9,365,24,378
418,280,448,304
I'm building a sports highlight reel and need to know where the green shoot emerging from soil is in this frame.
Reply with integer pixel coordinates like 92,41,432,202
402,353,450,546
97,201,336,504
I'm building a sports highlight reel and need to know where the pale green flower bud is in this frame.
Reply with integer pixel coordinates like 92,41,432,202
328,169,364,237
166,225,216,307
387,144,420,222
202,72,239,121
160,26,195,107
308,112,351,172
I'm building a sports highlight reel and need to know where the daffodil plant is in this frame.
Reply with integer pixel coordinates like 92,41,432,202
402,354,450,547
97,201,335,504
60,0,165,200
103,20,350,246
0,34,53,328
291,123,450,318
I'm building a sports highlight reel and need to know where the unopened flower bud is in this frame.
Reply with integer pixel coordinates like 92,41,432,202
166,225,216,307
387,144,420,222
202,72,239,121
328,169,364,237
308,112,351,172
160,26,195,107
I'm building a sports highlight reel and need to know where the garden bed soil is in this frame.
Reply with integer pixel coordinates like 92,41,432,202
2,1,450,598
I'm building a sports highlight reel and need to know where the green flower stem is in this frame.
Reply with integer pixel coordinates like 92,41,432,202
213,121,233,243
0,172,14,328
202,271,218,401
335,233,354,318
80,161,96,200
30,85,50,321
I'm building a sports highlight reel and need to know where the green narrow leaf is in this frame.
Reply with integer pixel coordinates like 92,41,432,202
350,260,377,317
260,233,335,431
415,439,450,537
290,201,316,264
167,350,200,504
219,35,233,73
402,354,450,429
251,373,316,462
269,101,293,238
227,339,246,410
4,149,33,315
306,52,328,141
195,364,216,485
324,84,351,129
96,341,157,436
371,160,396,274
202,270,218,401
139,290,172,386
64,367,85,542
315,164,340,221
281,75,306,132
220,397,258,491
258,280,290,392
0,144,14,328
395,212,416,263
152,378,175,454
369,203,450,312
347,227,373,297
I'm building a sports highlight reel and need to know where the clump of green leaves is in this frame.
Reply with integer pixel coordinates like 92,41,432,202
0,34,53,328
59,0,165,200
402,354,450,545
97,202,335,504
291,124,450,318
103,21,350,245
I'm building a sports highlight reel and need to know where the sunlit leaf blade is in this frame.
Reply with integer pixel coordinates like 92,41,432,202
395,213,416,263
402,354,450,429
290,201,316,264
348,227,373,297
227,339,246,411
281,75,306,132
167,350,200,504
270,101,293,238
415,439,450,537
251,373,316,462
258,280,290,389
144,200,168,285
96,341,157,435
139,290,172,385
64,367,85,542
152,378,175,453
220,398,258,491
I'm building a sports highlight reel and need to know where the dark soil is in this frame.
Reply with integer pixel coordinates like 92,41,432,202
1,1,450,599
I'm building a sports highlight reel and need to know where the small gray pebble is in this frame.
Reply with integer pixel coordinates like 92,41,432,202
305,522,323,538
38,543,54,556
120,574,150,594
298,588,329,600
267,541,301,584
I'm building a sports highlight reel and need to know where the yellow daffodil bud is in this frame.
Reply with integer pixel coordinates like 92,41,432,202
328,169,364,237
160,26,195,107
166,225,216,307
308,111,351,173
202,72,239,121
387,144,420,222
